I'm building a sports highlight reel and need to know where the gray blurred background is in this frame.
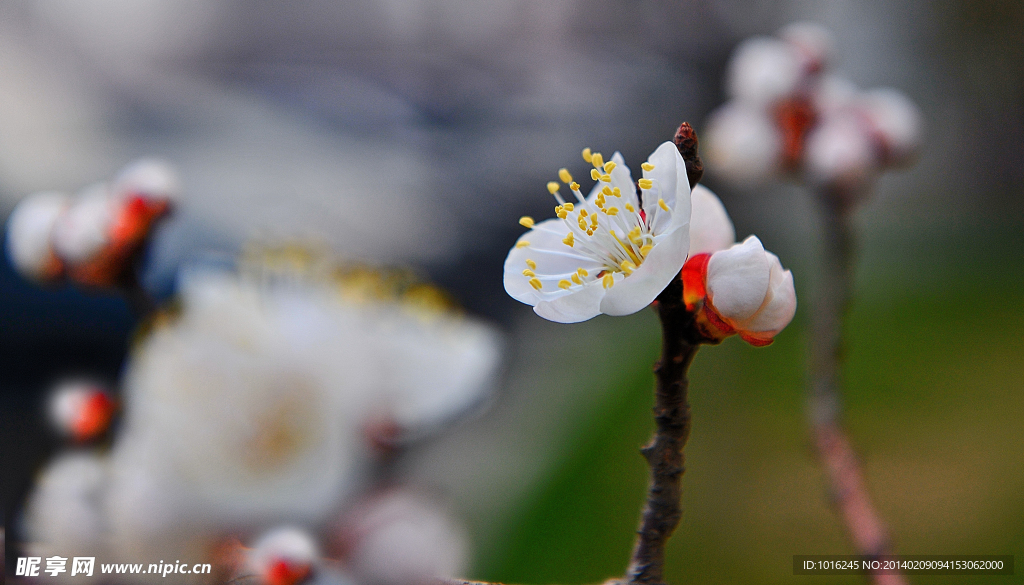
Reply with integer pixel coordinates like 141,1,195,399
2,0,1022,582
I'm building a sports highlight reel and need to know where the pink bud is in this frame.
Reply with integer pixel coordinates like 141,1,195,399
5,191,69,282
248,527,319,585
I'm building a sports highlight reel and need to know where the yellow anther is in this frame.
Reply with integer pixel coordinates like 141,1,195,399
613,187,621,197
590,215,598,228
570,182,581,191
591,152,604,169
547,182,560,195
529,277,543,290
587,229,594,236
558,280,572,290
559,168,573,184
658,198,670,212
606,207,619,216
582,148,593,163
638,178,653,189
601,174,611,182
620,260,636,275
515,240,530,248
602,274,614,288
519,216,535,228
603,161,617,173
602,186,612,196
571,273,582,285
563,232,574,247
522,269,535,277
591,169,601,181
640,244,653,256
628,226,642,243
563,202,574,211
577,268,589,277
579,218,588,230
580,209,588,217
556,208,568,219
526,259,537,270
641,162,655,171
625,203,635,212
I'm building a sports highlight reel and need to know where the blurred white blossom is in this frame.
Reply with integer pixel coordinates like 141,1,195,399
47,380,117,442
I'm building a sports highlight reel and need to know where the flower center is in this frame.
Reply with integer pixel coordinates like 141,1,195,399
517,148,673,292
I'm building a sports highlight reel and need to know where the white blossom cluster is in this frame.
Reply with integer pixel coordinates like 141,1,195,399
22,245,500,585
704,22,923,197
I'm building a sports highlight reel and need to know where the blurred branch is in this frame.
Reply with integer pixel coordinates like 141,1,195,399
808,191,906,585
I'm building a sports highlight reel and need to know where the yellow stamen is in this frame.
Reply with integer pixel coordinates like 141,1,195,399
602,274,614,288
559,168,573,184
601,174,611,182
582,148,593,163
613,187,621,197
658,198,670,211
519,216,535,228
591,169,601,181
591,152,604,169
522,269,535,277
620,260,636,275
603,161,617,173
556,208,568,219
606,207,619,216
611,231,643,266
526,259,537,270
638,178,653,189
641,162,655,171
577,268,589,277
571,273,582,285
580,209,588,217
628,226,642,244
529,277,543,290
558,280,572,290
640,244,653,256
570,182,581,191
590,215,598,228
578,217,588,230
625,203,635,212
602,186,612,196
587,229,594,236
563,202,574,211
516,240,530,248
547,182,560,195
563,232,574,247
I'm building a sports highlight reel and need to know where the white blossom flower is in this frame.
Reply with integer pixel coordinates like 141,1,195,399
336,490,468,585
24,453,110,562
48,380,117,442
856,87,923,166
703,103,782,185
803,110,879,193
247,527,319,585
504,142,692,323
688,184,735,257
703,236,796,345
5,190,69,282
726,36,803,106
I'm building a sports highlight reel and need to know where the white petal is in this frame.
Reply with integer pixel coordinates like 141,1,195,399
856,88,922,166
24,453,109,557
727,36,802,105
51,184,116,265
704,103,781,185
688,185,735,255
641,142,681,234
812,74,859,115
535,278,605,323
737,252,797,336
599,222,689,316
503,219,605,306
779,21,835,71
5,191,69,280
804,111,878,191
608,151,640,210
112,158,182,200
706,235,771,322
247,527,319,576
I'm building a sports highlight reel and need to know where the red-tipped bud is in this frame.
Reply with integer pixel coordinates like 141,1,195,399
680,253,711,311
49,383,117,442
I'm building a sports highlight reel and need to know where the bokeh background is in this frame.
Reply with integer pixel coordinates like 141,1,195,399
2,0,1022,583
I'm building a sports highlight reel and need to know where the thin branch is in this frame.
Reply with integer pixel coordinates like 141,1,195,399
808,191,905,585
627,276,700,585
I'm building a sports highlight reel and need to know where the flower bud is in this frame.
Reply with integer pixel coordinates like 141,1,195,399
803,111,878,194
248,527,319,585
703,103,781,185
6,191,69,282
51,184,116,265
112,158,182,200
726,36,803,105
779,22,835,74
703,236,796,345
49,381,117,442
688,185,735,257
856,87,923,167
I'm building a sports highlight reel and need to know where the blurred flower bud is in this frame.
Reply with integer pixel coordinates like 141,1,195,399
704,103,782,185
779,21,835,74
336,490,469,585
687,185,735,256
700,236,796,346
248,527,319,585
112,158,183,200
803,111,879,194
24,453,109,562
48,381,117,442
812,74,860,115
726,37,803,105
856,87,923,167
51,183,117,265
5,191,69,282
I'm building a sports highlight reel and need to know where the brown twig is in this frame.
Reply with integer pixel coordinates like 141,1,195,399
626,276,700,585
809,191,905,585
